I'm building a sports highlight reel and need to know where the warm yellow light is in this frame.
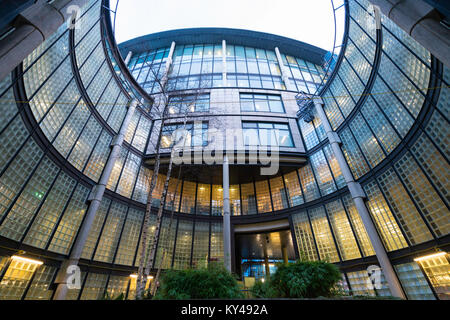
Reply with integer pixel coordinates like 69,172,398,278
11,255,43,265
217,188,223,192
414,252,447,262
130,274,154,280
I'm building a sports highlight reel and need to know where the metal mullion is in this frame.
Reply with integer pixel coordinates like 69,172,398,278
280,172,290,209
288,214,300,259
266,178,275,213
238,183,243,216
252,178,259,214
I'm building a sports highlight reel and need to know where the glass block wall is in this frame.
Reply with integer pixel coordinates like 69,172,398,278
0,0,447,300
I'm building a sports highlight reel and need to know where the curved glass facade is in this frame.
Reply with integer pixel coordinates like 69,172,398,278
0,0,448,300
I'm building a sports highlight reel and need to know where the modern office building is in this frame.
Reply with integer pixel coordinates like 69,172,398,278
0,0,448,300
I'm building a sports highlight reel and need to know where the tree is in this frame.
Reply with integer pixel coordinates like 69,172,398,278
136,63,210,298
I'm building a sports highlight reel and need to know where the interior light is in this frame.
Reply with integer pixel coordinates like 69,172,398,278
11,255,43,265
130,274,153,280
414,251,447,262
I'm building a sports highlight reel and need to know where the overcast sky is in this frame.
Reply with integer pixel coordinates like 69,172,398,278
112,0,345,52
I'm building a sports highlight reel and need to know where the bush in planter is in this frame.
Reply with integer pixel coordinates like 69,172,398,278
154,263,244,299
251,259,341,298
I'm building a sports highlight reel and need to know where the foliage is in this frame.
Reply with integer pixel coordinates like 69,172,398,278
154,263,244,300
250,259,342,298
100,292,125,300
250,279,276,298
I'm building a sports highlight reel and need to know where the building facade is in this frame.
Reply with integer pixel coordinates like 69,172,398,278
0,0,448,300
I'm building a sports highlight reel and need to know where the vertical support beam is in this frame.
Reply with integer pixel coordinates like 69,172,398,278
264,255,270,279
161,41,176,88
282,246,289,265
222,155,232,272
274,47,294,91
53,99,138,300
222,40,227,87
312,97,406,299
124,51,133,65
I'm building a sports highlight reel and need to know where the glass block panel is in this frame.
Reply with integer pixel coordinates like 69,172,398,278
0,156,59,241
292,211,318,261
114,208,144,266
79,273,108,300
24,265,56,300
298,164,320,202
155,216,177,269
346,270,376,297
342,194,375,257
173,220,193,270
0,258,39,300
0,139,43,222
180,181,196,214
23,172,77,249
395,152,449,237
255,180,272,213
378,168,433,245
106,275,129,300
241,182,257,215
192,221,209,269
283,171,304,207
364,180,408,251
310,150,337,196
269,176,288,211
93,201,127,263
411,134,449,206
395,262,435,300
416,253,450,300
210,222,223,263
80,197,110,260
48,184,90,254
308,206,340,263
325,200,361,261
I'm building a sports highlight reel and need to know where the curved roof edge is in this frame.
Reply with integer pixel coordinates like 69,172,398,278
118,27,328,65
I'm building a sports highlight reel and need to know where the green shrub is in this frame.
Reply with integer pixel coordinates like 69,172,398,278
155,263,244,299
250,279,276,298
251,259,342,298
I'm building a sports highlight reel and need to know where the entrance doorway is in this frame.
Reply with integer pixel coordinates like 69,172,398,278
234,229,295,280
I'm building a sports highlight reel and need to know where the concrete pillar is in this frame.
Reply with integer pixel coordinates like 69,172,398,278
274,47,295,91
222,40,227,87
282,246,289,265
368,0,450,66
124,51,133,66
222,155,232,272
312,98,406,299
53,99,138,300
0,0,88,81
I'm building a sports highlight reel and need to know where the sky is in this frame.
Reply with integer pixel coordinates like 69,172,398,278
112,0,346,53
